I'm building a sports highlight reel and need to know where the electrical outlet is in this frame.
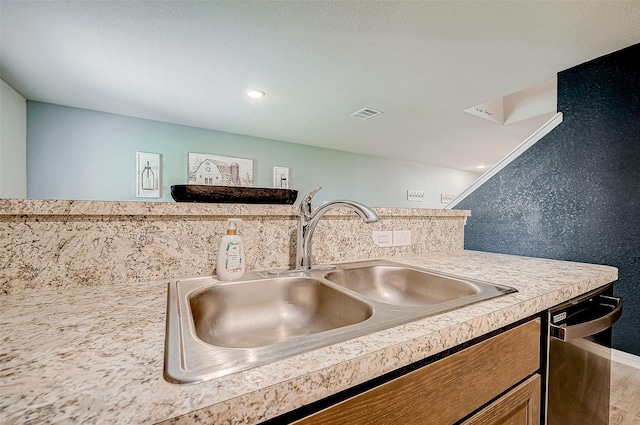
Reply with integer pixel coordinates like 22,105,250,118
441,192,456,203
273,167,290,189
407,190,425,201
393,230,411,246
372,230,393,247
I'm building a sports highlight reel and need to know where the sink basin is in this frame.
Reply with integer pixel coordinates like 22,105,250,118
189,277,372,348
325,265,479,307
164,260,517,384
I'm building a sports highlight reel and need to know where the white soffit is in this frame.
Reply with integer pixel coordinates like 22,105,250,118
464,78,557,126
463,99,505,125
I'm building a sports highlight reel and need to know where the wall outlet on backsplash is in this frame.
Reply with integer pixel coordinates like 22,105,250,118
373,230,412,247
393,230,411,246
372,230,393,247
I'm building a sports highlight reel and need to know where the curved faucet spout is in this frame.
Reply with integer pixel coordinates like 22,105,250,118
296,187,380,270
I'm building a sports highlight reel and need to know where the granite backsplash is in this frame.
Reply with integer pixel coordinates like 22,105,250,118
0,199,470,295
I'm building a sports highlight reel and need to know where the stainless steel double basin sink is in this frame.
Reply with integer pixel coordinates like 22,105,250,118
164,260,517,384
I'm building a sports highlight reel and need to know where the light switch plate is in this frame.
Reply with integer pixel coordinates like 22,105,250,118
372,230,393,247
441,192,456,204
407,190,425,201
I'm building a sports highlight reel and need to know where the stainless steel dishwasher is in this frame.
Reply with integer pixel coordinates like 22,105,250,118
546,283,623,425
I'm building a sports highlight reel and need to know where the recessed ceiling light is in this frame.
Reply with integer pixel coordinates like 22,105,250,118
477,165,486,169
246,89,265,99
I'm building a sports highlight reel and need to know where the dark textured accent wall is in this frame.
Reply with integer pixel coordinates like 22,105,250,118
456,44,640,355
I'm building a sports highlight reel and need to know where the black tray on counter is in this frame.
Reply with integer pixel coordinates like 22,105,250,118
171,185,298,204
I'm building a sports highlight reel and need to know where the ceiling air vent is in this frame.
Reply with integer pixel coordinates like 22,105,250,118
350,107,383,120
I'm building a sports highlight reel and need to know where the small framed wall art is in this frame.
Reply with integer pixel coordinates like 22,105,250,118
136,152,161,198
188,153,254,187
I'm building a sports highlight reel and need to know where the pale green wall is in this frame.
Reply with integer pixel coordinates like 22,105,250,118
26,101,479,207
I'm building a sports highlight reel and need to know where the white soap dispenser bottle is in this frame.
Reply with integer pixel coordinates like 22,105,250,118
216,218,246,280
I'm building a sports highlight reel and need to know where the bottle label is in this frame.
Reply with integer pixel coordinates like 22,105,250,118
224,241,242,272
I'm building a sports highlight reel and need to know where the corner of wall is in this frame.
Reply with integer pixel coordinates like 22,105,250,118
0,79,27,198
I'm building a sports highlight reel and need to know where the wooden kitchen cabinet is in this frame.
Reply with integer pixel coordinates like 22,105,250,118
292,319,541,425
461,374,541,425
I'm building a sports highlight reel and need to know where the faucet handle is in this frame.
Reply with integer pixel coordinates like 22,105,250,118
301,187,322,213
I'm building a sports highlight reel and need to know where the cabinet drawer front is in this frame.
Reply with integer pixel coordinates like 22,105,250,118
294,319,540,425
461,374,541,425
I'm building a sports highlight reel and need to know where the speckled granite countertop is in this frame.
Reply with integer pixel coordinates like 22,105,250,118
1,250,617,424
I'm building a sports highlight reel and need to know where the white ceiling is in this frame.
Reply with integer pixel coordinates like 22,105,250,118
2,1,639,172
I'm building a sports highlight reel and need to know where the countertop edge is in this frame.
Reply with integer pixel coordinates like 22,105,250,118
0,198,470,218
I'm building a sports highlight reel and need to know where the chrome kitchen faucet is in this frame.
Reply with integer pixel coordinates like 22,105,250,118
296,187,380,270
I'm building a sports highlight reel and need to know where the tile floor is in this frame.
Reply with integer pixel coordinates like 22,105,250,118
610,361,640,424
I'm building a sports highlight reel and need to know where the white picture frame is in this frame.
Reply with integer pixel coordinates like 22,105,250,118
273,166,290,189
136,152,161,198
188,153,254,187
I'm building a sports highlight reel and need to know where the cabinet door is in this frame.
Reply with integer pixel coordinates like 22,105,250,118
461,374,541,425
293,319,540,425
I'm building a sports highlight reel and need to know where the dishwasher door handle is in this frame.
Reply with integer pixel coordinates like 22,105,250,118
550,295,623,341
